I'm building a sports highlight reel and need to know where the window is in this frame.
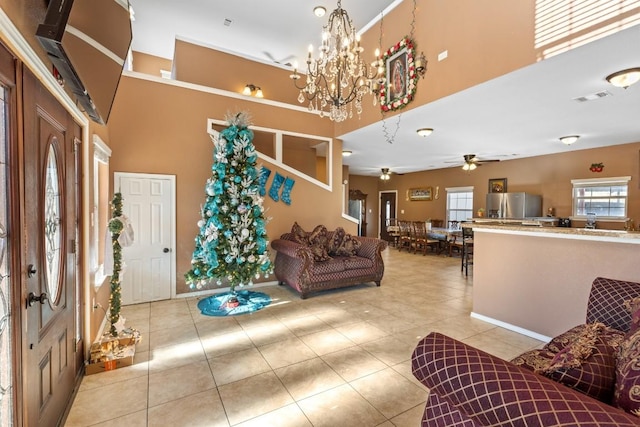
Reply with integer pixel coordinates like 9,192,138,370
93,135,111,286
446,186,474,223
571,176,630,219
0,83,13,426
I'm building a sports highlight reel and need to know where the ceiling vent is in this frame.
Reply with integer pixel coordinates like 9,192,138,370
223,18,232,27
573,90,612,103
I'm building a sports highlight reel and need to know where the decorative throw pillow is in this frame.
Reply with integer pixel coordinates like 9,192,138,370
335,233,361,256
291,222,308,244
511,349,556,372
614,328,640,417
328,227,361,257
624,296,640,334
328,227,346,255
307,225,331,262
540,323,623,403
543,323,624,353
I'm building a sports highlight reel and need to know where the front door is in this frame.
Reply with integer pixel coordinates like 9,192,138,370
23,68,81,427
379,191,397,241
116,173,174,305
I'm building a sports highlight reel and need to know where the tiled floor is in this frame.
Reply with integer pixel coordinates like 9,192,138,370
65,248,544,426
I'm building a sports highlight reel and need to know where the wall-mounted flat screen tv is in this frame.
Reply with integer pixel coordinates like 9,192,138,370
36,0,132,125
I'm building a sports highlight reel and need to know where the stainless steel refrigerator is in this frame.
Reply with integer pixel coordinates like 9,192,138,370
486,192,542,218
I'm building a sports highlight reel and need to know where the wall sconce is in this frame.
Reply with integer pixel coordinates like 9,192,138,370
605,68,640,89
560,135,580,145
414,52,427,78
242,84,263,98
416,128,433,137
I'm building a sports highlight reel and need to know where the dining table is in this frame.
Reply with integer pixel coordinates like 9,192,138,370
427,227,463,255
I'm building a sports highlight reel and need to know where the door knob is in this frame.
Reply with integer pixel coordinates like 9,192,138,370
163,248,170,253
27,264,37,278
27,292,48,307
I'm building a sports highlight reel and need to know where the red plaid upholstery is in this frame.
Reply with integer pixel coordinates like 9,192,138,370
413,277,640,426
586,277,640,332
412,332,640,426
272,229,386,299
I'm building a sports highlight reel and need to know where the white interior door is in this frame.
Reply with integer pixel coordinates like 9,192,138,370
116,173,175,304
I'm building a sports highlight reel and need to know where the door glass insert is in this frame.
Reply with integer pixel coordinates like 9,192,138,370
44,142,62,305
0,85,13,425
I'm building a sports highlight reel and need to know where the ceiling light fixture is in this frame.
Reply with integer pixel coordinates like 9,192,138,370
290,0,382,122
242,84,263,98
560,135,580,145
380,168,391,181
605,67,640,89
342,150,352,156
462,162,477,171
416,128,433,137
313,6,326,17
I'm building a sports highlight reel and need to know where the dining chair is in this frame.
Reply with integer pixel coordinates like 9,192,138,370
412,221,440,255
398,220,413,252
461,226,474,276
448,233,464,257
431,219,444,228
386,218,401,248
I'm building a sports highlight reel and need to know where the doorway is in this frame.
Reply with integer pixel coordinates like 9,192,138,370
115,173,176,305
348,189,367,236
379,191,398,242
23,66,82,427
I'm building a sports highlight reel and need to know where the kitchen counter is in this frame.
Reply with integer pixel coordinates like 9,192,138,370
469,222,640,342
467,222,640,243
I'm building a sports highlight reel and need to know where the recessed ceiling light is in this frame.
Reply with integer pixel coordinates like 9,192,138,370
560,135,580,145
342,150,352,157
605,67,640,89
416,128,434,137
313,6,326,17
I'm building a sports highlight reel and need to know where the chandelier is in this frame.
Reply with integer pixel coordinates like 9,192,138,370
290,1,383,122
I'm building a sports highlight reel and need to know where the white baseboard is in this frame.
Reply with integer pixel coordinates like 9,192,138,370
470,312,552,343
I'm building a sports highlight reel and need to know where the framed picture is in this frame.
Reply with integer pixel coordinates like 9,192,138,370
380,37,419,112
408,187,433,201
489,178,507,193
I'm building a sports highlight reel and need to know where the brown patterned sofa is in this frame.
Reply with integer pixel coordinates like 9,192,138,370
271,224,386,299
411,277,640,426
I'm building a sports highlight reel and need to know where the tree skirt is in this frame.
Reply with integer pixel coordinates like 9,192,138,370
197,290,271,317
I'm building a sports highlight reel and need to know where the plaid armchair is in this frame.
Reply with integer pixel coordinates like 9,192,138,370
411,277,640,426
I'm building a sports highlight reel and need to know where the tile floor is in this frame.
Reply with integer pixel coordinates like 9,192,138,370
65,248,544,426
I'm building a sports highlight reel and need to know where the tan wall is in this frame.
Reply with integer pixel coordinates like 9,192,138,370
352,141,640,236
132,51,173,77
107,75,355,295
335,0,537,136
173,39,301,105
473,230,640,338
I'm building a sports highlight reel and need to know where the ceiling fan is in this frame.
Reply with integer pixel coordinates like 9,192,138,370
378,168,406,180
262,51,295,66
447,154,501,170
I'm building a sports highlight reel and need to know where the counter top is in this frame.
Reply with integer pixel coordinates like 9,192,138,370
467,222,640,243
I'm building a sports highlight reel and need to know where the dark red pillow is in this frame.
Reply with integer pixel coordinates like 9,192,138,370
614,328,640,417
291,222,308,244
328,227,361,257
535,323,624,403
307,225,330,262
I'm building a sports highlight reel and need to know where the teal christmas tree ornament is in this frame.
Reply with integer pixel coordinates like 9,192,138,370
185,112,273,294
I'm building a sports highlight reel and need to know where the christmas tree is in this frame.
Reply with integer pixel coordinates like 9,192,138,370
185,112,272,293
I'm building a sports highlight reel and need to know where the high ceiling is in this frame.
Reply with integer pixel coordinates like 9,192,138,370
129,0,640,176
